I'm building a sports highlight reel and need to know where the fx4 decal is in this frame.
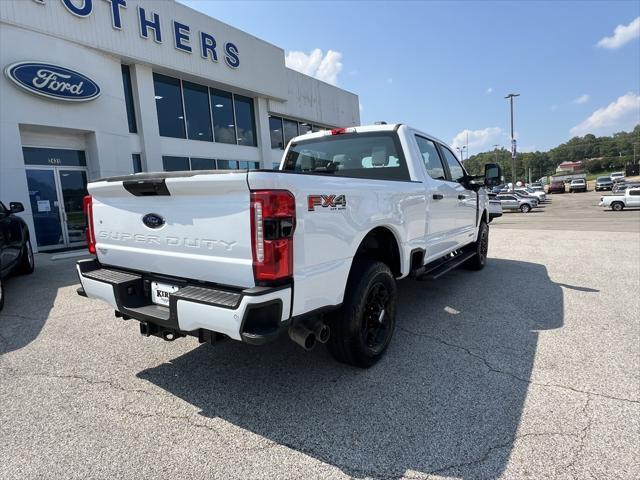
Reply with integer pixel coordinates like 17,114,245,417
308,194,347,211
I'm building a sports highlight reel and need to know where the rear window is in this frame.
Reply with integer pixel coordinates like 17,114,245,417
282,132,410,181
597,177,611,181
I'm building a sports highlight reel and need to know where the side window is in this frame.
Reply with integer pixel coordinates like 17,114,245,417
439,146,466,182
415,136,446,180
629,189,640,196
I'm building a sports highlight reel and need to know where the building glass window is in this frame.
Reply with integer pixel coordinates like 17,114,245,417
283,119,298,148
183,81,213,142
217,159,238,169
121,65,137,134
234,95,257,146
210,89,236,144
154,74,185,138
162,155,190,171
190,158,216,170
299,122,312,135
22,147,87,166
269,116,283,149
132,153,143,173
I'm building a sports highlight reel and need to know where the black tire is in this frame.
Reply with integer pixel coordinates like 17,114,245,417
611,202,624,212
327,261,397,368
464,220,489,271
0,277,4,312
15,238,35,275
520,203,531,213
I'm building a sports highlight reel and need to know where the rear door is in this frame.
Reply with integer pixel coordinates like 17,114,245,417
414,135,459,257
89,171,255,287
498,195,518,210
438,144,477,245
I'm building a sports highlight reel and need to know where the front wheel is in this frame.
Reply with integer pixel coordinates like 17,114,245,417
15,238,35,275
327,261,397,368
611,202,624,211
464,220,489,271
520,204,531,213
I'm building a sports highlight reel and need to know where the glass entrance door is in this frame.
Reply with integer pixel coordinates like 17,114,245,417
25,167,89,250
58,169,88,246
26,169,64,250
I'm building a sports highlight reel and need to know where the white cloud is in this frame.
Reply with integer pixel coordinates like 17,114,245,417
451,127,503,151
596,16,640,49
573,94,590,104
570,92,640,136
486,87,493,94
285,48,343,85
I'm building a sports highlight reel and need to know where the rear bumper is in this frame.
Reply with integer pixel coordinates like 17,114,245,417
76,259,291,345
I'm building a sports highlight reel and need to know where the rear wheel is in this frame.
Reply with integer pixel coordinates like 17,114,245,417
611,202,624,211
520,204,531,213
327,261,397,368
15,239,35,275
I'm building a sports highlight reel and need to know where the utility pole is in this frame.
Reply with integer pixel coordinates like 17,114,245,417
456,146,467,161
505,93,520,190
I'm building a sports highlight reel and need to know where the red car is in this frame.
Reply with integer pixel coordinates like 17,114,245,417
548,180,565,194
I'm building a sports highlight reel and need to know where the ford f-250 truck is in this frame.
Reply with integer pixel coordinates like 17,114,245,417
76,124,501,367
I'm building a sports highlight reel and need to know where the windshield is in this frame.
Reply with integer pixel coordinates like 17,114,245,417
597,177,611,182
572,179,585,184
282,132,410,181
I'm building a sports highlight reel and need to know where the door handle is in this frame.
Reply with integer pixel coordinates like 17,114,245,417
432,194,444,200
458,194,466,200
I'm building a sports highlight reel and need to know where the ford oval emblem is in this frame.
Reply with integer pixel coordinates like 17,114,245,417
4,61,101,102
143,213,165,229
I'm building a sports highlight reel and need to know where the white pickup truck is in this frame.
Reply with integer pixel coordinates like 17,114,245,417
76,124,501,367
599,186,640,211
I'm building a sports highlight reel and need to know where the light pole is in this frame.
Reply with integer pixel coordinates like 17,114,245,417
456,146,467,161
492,144,500,163
505,93,520,190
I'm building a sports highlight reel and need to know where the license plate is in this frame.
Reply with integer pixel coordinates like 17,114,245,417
151,281,180,307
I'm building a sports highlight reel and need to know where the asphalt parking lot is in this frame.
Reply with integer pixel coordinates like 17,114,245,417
1,190,638,479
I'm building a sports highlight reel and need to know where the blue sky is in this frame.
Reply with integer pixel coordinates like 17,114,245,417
181,1,640,155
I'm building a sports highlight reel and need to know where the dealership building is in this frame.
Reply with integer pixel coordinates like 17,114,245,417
0,0,359,252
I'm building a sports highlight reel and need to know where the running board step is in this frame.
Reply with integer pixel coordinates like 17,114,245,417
412,251,476,280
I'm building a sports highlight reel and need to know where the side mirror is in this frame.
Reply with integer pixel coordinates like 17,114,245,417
484,163,502,187
9,202,24,214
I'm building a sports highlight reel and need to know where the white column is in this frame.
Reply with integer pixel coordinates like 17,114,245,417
131,64,163,172
255,97,273,169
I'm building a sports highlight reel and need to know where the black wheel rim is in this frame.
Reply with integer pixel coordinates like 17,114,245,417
360,282,391,354
478,226,489,263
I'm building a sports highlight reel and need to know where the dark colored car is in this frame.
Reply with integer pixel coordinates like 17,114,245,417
548,180,565,194
595,176,613,191
0,201,35,311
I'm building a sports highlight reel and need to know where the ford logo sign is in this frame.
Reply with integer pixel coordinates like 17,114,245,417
4,61,100,102
142,213,165,229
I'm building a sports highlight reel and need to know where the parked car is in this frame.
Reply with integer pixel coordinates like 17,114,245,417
75,124,503,367
0,201,35,311
599,187,640,211
515,187,547,202
528,182,544,192
487,193,503,221
548,180,565,194
511,191,539,207
610,172,625,183
595,176,613,191
496,193,535,213
569,178,587,193
612,181,640,194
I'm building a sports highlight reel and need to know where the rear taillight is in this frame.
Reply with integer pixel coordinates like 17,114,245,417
331,127,347,135
250,190,295,283
83,195,96,254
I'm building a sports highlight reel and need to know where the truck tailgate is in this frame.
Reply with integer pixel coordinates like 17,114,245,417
88,171,254,288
